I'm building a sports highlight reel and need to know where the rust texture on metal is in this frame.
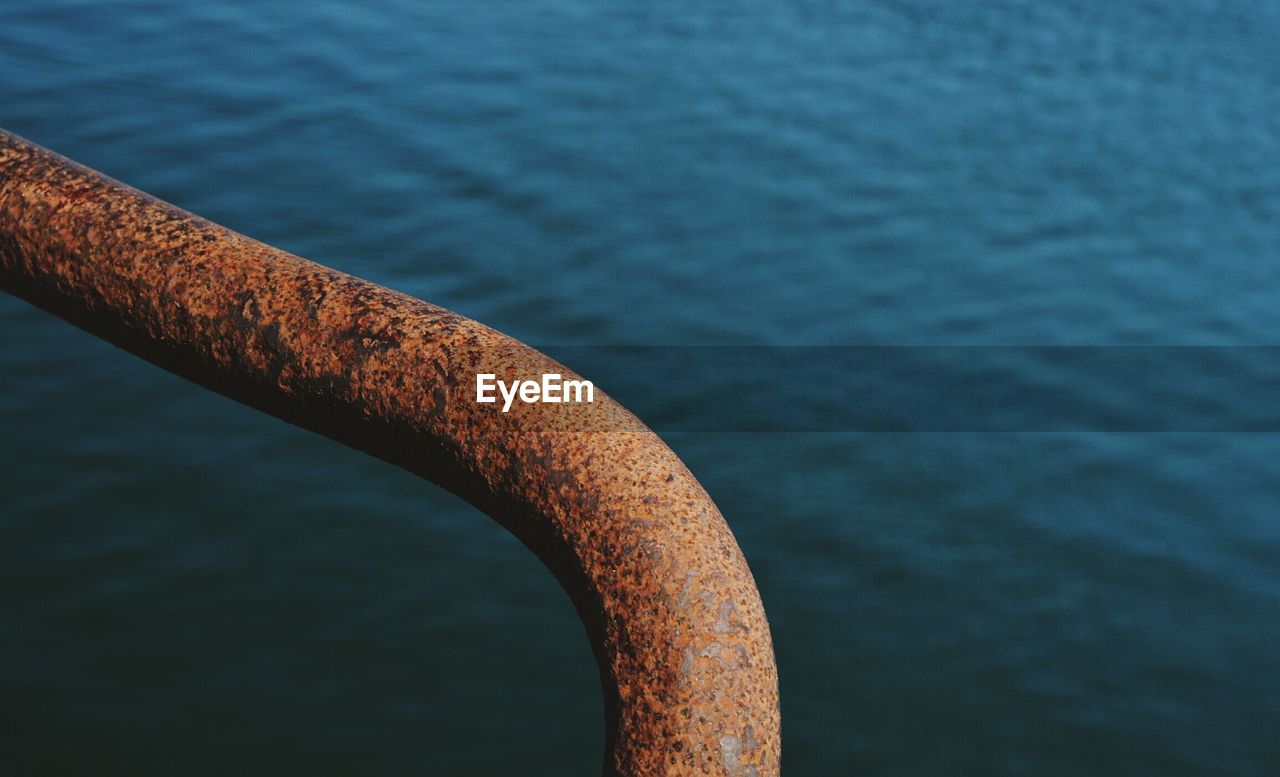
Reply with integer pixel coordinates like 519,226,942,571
0,129,780,776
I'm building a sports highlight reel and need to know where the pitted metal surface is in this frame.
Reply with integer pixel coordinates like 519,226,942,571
0,129,780,776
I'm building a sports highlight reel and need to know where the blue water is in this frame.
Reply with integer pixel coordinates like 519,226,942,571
3,1,1279,774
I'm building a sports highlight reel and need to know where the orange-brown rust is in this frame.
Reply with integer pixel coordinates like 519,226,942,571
0,129,780,776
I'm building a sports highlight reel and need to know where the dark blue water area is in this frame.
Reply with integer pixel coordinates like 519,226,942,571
2,1,1279,774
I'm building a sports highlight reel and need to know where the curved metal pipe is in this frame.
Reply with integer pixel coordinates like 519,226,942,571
0,129,780,776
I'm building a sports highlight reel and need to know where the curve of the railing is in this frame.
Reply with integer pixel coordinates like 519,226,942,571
0,129,780,776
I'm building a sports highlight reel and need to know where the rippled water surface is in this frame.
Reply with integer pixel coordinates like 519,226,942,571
3,1,1279,774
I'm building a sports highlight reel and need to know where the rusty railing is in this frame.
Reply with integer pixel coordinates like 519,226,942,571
0,129,780,776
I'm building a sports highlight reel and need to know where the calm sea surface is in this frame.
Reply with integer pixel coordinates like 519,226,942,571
3,1,1279,774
